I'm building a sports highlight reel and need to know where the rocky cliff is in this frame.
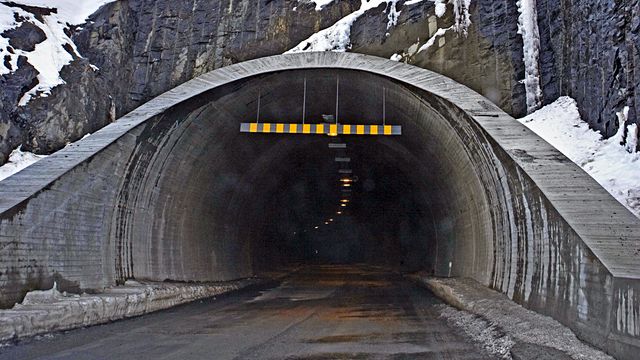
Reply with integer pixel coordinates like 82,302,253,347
0,0,638,163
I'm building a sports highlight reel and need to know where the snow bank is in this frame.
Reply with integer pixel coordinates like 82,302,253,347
0,146,47,182
286,0,400,53
518,97,640,219
412,275,613,360
516,0,543,113
0,1,115,104
0,278,258,343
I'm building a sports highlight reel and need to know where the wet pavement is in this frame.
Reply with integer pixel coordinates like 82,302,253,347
0,265,496,359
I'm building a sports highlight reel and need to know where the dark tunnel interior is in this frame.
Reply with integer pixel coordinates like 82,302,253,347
118,68,492,283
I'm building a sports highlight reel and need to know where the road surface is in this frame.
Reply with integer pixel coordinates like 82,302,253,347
0,265,495,359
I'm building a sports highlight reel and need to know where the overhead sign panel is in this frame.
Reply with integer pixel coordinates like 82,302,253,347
240,123,401,136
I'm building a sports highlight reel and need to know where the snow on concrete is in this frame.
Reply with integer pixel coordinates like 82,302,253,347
0,146,47,182
286,0,400,53
0,278,259,343
516,0,543,113
0,1,116,104
413,275,613,360
518,97,640,219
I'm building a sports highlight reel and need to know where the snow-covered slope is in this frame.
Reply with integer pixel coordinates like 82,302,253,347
287,0,401,53
0,146,47,182
0,1,115,104
519,97,640,218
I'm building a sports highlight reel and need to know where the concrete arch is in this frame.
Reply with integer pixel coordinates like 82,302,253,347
0,52,638,355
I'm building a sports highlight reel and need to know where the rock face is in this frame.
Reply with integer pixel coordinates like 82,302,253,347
537,0,640,138
0,0,638,161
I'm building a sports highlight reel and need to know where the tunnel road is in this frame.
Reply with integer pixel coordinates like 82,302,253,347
0,265,496,359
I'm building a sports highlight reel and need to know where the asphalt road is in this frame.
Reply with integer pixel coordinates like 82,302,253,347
0,265,495,359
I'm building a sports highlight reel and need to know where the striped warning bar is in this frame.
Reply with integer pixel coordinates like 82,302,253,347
240,123,401,135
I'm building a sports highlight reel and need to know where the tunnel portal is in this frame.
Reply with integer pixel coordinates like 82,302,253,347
0,53,638,355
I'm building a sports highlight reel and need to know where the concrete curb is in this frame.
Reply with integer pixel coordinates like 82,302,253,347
0,278,263,344
410,274,613,360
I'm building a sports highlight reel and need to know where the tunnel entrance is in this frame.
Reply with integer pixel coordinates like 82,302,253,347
113,68,492,284
2,53,638,356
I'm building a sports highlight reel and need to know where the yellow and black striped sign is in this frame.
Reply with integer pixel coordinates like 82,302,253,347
240,123,401,136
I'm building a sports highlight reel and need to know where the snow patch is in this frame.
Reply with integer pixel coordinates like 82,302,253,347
516,0,543,113
519,97,640,219
286,0,400,53
0,1,116,104
0,146,47,181
434,0,447,17
418,26,450,53
417,0,472,54
302,0,337,11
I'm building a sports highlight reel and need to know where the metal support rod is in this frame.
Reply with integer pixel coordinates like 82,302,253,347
302,77,307,124
256,88,261,124
335,75,340,124
383,86,386,126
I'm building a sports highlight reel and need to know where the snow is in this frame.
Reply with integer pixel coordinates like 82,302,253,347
286,0,400,53
0,146,47,182
0,1,116,104
417,26,450,53
7,1,115,26
0,279,258,343
417,0,472,54
518,97,640,219
404,0,425,5
516,0,543,113
418,276,613,360
451,0,472,35
303,0,337,11
390,53,403,61
434,0,447,17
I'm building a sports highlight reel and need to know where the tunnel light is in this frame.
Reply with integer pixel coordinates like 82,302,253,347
327,132,338,137
324,221,329,225
340,199,349,203
342,183,351,187
314,226,319,229
341,203,347,207
337,211,342,215
329,218,333,222
340,178,353,183
335,157,350,162
328,143,346,149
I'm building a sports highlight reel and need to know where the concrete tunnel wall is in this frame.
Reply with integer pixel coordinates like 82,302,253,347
0,53,638,357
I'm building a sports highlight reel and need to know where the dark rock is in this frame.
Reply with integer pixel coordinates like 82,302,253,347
1,21,46,52
1,0,639,161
